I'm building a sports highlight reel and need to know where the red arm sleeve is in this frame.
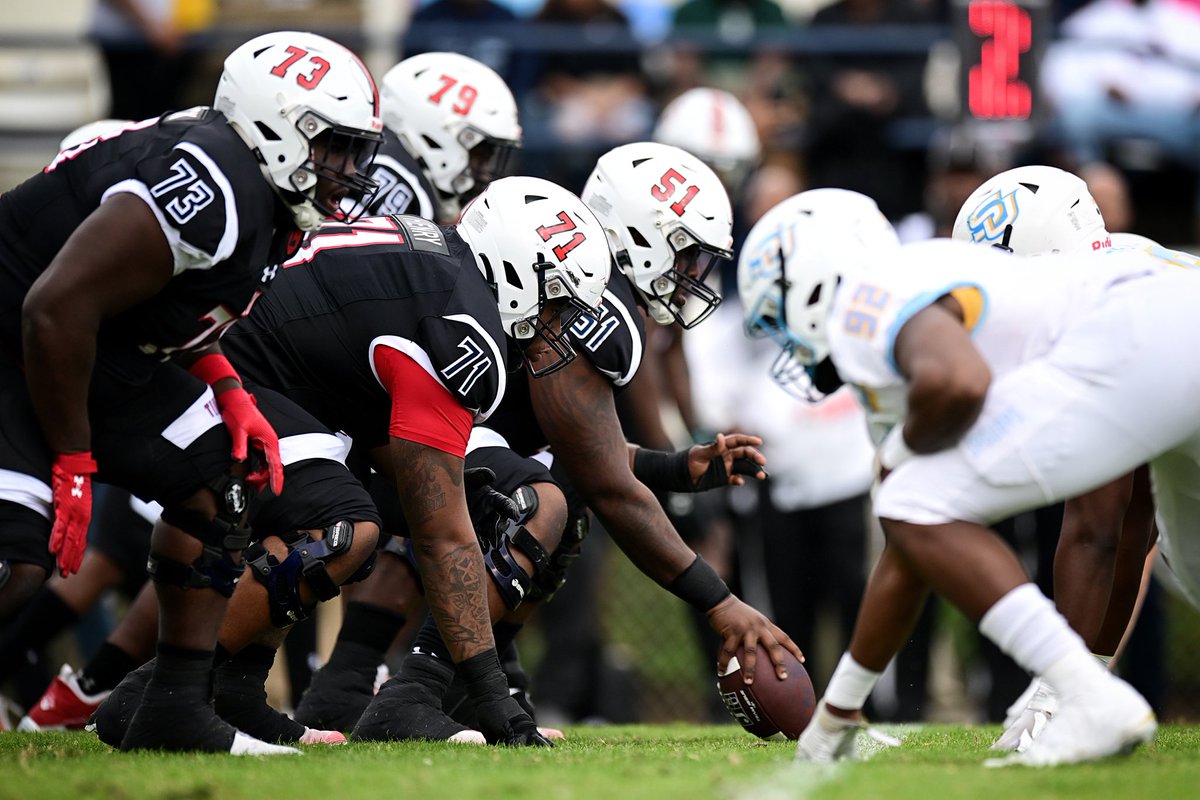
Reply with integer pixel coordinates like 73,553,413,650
373,345,473,457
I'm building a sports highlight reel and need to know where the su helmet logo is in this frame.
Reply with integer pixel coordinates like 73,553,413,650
964,189,1020,245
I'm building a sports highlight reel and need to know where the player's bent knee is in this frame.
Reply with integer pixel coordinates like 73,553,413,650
523,482,568,555
151,474,254,598
246,519,378,627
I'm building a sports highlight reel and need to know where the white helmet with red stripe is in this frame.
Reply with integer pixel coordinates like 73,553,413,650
653,88,761,192
381,52,522,221
215,31,384,231
582,141,733,328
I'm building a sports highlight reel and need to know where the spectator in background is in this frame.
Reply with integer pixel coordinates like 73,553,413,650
403,0,522,91
519,0,652,188
804,0,933,220
90,0,211,120
1040,0,1200,171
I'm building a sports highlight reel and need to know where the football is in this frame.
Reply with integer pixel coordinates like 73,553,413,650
717,645,816,740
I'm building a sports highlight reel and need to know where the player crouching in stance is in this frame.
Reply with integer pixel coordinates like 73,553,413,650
739,188,1163,767
0,31,383,754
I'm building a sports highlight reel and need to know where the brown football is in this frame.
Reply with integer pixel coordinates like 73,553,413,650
717,645,815,740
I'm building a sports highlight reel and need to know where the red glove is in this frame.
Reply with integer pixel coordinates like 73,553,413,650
190,353,284,495
214,387,284,495
49,451,97,577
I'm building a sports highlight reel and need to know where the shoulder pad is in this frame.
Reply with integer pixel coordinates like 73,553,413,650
567,277,646,387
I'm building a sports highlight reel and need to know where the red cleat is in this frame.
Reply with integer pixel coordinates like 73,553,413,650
18,664,108,731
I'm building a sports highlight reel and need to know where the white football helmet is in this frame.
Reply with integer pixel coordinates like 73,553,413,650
582,142,733,328
214,31,384,231
739,188,899,399
953,165,1110,256
653,88,761,194
381,52,522,221
457,176,610,376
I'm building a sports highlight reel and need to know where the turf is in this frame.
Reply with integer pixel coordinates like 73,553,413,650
1,724,1196,800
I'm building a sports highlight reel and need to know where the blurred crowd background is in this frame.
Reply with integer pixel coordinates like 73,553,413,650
3,0,1200,730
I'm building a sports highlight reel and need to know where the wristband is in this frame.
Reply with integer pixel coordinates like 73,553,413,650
458,648,508,700
632,447,693,493
878,426,916,471
189,353,240,391
667,554,732,612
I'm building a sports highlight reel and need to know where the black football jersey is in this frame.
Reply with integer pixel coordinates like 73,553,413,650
482,267,647,457
0,108,295,382
363,130,438,220
222,215,509,449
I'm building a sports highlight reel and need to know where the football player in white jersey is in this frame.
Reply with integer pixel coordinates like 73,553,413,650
953,165,1200,751
738,187,1181,766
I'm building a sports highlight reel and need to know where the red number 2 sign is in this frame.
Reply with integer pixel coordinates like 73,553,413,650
536,211,587,262
270,45,331,90
428,75,479,116
967,1,1032,120
650,168,700,216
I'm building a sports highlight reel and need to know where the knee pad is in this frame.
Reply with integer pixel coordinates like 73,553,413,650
160,473,253,552
246,520,355,627
510,484,540,524
147,546,245,597
483,519,551,610
533,514,590,602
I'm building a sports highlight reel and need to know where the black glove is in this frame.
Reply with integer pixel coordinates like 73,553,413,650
459,649,552,747
464,467,520,537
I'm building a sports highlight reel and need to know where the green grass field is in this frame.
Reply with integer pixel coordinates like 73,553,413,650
2,724,1197,800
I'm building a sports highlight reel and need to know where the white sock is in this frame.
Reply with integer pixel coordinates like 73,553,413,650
978,583,1093,676
824,653,881,712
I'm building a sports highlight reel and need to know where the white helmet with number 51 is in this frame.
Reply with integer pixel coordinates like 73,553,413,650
457,176,610,376
739,188,899,398
381,52,522,221
653,88,761,194
214,31,384,231
582,142,733,328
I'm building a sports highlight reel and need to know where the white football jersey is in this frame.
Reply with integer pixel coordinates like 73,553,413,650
828,239,1163,436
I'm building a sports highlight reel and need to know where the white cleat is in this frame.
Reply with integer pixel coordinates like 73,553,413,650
229,731,302,756
298,728,347,745
984,673,1156,768
447,729,487,745
795,701,866,763
992,678,1057,752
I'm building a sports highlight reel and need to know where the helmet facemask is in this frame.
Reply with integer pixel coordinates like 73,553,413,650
633,226,730,328
286,112,382,223
509,261,596,378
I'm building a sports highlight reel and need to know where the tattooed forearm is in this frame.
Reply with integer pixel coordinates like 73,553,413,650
412,539,493,653
391,439,461,526
529,355,696,585
392,438,492,660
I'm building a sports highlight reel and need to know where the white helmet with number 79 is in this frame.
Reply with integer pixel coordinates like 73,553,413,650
582,141,733,328
739,188,899,398
457,176,610,376
214,31,384,231
381,52,522,221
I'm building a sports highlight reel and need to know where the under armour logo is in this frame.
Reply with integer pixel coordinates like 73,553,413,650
262,264,279,283
71,475,85,499
511,578,525,600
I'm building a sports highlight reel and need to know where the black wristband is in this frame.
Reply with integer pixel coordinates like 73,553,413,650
667,554,732,612
458,648,508,702
632,447,693,493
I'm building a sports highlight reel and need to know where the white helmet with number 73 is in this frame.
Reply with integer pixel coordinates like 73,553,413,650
381,52,522,221
739,188,899,398
457,176,611,376
214,31,384,231
582,141,733,328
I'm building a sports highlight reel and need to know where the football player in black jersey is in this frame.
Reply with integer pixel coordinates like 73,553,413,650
215,176,607,747
361,51,521,223
0,31,384,754
341,143,799,742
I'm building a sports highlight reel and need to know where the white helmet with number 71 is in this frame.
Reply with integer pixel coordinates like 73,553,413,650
214,31,384,231
739,188,899,398
582,141,733,328
457,176,611,376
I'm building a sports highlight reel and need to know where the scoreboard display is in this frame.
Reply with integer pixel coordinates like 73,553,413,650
954,0,1051,121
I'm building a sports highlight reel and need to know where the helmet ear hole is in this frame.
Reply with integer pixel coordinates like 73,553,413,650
255,122,282,141
503,260,523,289
807,284,823,306
627,227,651,248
